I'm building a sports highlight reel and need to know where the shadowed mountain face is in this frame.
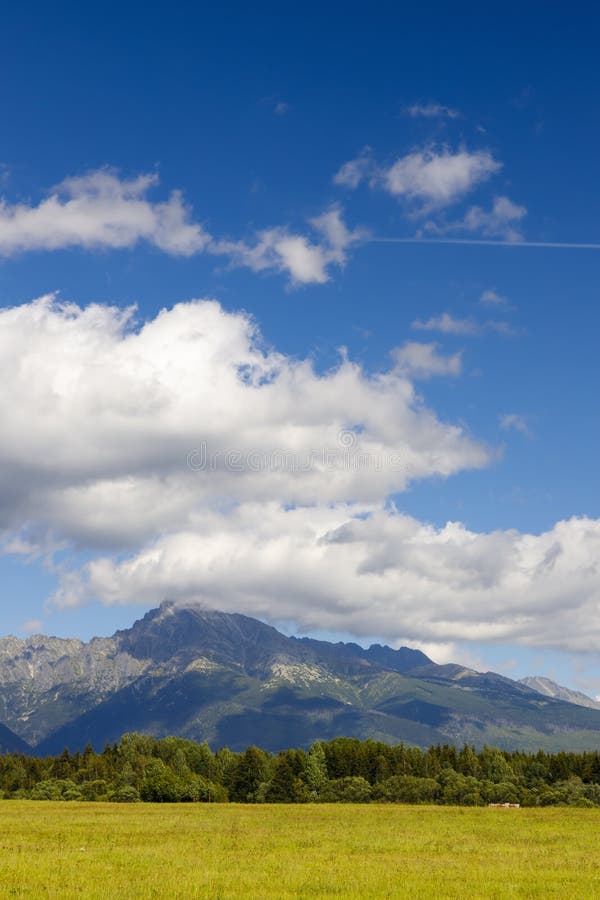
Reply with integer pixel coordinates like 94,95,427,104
2,602,600,754
0,722,30,754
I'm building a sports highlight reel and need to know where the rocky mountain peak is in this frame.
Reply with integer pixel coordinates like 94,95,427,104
2,605,600,755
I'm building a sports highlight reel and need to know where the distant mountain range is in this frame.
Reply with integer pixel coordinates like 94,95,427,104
519,676,600,711
1,602,600,754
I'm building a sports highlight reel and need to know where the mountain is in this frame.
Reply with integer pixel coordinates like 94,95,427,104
519,676,600,711
0,722,30,754
2,602,600,754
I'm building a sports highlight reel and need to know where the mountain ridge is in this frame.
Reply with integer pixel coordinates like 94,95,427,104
519,675,600,711
2,602,600,754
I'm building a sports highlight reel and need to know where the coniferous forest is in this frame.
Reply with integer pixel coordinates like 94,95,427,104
2,734,600,806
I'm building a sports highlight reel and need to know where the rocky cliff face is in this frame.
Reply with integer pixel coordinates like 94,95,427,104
2,602,600,754
0,632,149,745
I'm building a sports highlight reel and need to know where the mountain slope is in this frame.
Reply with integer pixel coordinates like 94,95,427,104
3,603,600,754
0,722,30,754
520,676,600,711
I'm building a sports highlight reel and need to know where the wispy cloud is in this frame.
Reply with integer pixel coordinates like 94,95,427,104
333,147,373,189
500,413,532,437
423,195,527,242
412,313,480,336
403,102,461,119
487,320,523,337
21,618,43,636
458,196,526,241
412,312,522,338
392,341,462,379
480,289,511,308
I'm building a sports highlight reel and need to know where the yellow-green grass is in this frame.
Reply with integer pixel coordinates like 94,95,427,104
1,802,599,898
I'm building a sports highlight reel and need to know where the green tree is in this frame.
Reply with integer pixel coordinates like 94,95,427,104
372,775,440,804
303,742,328,795
478,748,517,784
140,759,183,802
440,770,483,806
319,776,372,803
112,785,141,802
265,757,308,803
229,746,270,803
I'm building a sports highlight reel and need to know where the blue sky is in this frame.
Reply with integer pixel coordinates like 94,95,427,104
1,2,599,694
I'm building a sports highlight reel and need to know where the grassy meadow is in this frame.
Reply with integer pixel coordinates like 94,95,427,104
0,801,599,898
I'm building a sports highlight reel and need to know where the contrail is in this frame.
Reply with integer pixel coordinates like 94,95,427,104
369,237,600,250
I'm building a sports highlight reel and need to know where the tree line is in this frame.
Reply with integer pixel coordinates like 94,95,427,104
2,734,600,806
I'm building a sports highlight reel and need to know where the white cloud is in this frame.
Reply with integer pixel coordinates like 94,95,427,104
0,170,210,256
334,143,526,240
21,618,43,636
0,170,363,286
403,102,461,119
0,295,488,553
333,149,373,188
336,146,501,212
461,196,526,241
3,294,597,656
310,206,368,258
211,206,366,285
487,320,523,337
377,148,502,212
391,342,462,379
426,196,527,242
412,313,480,336
412,313,522,338
500,414,532,437
480,289,510,308
52,508,600,654
274,101,289,115
215,230,332,284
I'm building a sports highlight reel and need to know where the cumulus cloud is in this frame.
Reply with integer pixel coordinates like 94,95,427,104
381,148,495,207
0,170,362,285
391,342,462,379
403,102,461,119
334,147,527,242
0,170,210,256
51,508,600,654
211,206,366,285
335,146,501,212
3,294,597,655
0,295,488,553
214,230,333,285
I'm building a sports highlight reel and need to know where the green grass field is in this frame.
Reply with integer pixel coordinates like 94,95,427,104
0,802,599,898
